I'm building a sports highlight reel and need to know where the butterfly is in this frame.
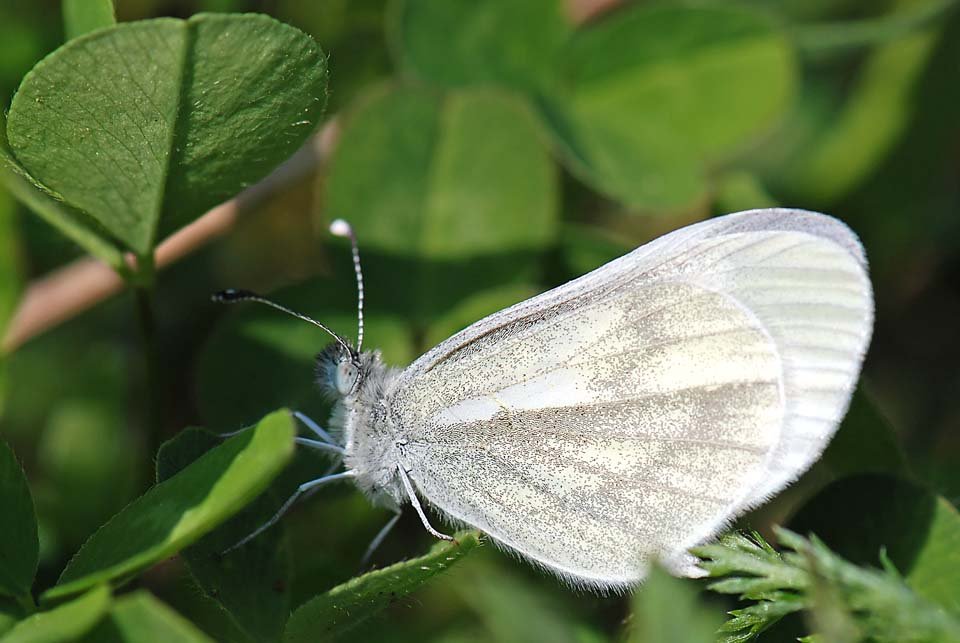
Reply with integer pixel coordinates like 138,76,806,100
215,207,873,591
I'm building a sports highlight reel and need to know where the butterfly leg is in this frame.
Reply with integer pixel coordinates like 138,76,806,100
291,410,339,446
359,509,402,569
215,410,338,446
396,463,453,541
223,470,356,553
294,437,345,456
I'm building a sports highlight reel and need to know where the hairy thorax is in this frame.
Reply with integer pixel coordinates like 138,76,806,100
333,353,405,508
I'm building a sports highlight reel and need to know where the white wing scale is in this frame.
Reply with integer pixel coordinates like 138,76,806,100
389,208,873,589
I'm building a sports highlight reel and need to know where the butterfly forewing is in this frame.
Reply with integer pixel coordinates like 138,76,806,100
387,209,872,588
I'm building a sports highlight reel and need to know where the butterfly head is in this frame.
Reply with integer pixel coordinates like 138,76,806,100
316,341,364,398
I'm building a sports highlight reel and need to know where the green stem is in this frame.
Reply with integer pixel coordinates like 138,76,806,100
133,252,163,452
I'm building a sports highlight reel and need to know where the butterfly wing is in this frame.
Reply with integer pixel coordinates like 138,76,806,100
390,208,873,588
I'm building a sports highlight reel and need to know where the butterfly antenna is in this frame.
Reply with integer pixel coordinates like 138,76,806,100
211,289,354,356
329,218,365,351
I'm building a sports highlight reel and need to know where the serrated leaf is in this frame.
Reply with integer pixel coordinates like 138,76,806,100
542,4,794,210
7,13,327,255
324,85,557,317
78,591,214,643
0,440,38,600
1,585,110,643
42,410,295,602
283,531,480,642
62,0,115,40
391,0,571,93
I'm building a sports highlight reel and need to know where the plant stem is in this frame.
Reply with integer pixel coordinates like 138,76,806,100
133,252,163,453
15,591,36,615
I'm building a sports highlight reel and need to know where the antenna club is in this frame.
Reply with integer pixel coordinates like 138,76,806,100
330,219,353,238
211,288,256,303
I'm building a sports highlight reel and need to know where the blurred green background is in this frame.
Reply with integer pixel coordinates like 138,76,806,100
0,0,958,641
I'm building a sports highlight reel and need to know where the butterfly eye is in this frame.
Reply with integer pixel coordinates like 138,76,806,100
335,360,360,395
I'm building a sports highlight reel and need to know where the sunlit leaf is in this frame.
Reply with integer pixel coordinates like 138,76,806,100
392,0,571,92
2,585,110,643
43,410,295,601
0,115,125,269
7,13,327,256
542,4,795,210
156,427,297,643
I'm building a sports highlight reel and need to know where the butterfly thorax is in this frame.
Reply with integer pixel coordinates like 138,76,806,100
316,344,405,508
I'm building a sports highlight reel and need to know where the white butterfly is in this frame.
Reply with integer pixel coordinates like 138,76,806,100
217,207,873,591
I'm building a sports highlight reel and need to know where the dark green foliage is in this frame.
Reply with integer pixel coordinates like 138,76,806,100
6,13,327,258
0,440,38,600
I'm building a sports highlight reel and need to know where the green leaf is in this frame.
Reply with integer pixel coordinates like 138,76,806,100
62,0,115,41
775,27,938,203
324,86,558,322
1,585,110,643
78,591,214,643
789,474,960,617
391,0,571,93
42,410,296,602
324,85,557,314
629,566,724,643
0,440,38,600
7,13,327,256
0,114,125,270
156,428,296,643
542,4,795,210
283,531,481,642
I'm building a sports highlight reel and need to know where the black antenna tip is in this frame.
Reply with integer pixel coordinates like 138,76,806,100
212,288,257,303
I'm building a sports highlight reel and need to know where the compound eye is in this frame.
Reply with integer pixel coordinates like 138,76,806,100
335,360,359,395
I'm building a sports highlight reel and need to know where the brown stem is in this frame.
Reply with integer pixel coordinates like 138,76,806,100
2,121,339,353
